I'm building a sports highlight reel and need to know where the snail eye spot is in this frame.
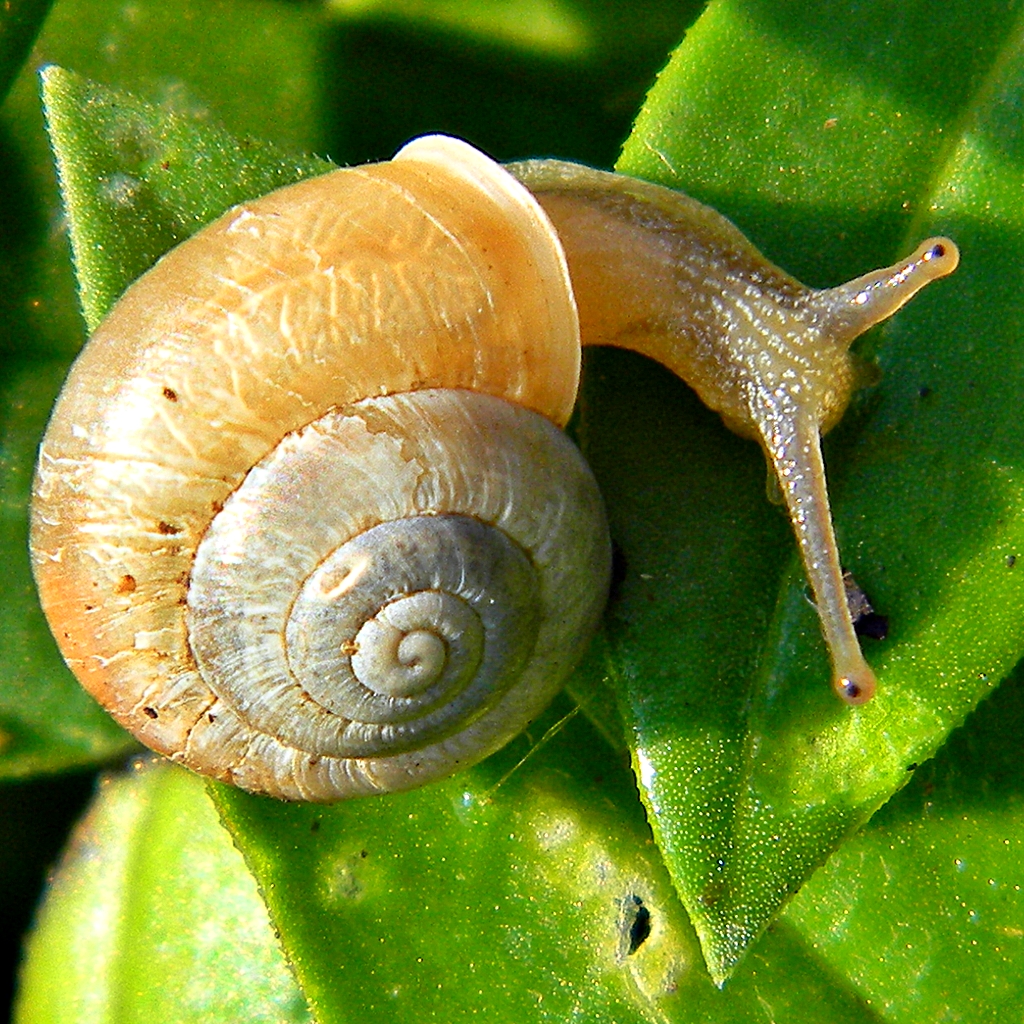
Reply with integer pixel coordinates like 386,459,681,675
840,678,862,701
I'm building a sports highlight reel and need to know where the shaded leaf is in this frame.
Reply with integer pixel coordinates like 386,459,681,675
0,0,331,781
327,0,696,65
0,0,52,103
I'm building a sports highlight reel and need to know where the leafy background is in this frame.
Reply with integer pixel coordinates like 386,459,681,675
2,1,1024,1022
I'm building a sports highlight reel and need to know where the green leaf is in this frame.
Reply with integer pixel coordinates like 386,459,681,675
16,14,1024,1013
0,0,52,103
211,702,705,1024
784,664,1024,1022
41,66,332,331
15,760,312,1024
15,701,890,1024
20,675,1024,1023
600,0,1024,981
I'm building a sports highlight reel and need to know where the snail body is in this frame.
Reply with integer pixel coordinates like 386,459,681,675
31,135,958,801
510,158,958,703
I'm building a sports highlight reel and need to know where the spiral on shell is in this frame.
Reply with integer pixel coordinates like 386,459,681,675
31,136,611,801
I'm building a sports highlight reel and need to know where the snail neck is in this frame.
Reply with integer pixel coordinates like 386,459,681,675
515,159,959,442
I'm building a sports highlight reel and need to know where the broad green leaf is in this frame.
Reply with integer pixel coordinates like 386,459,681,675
784,662,1024,1022
18,675,1024,1023
15,6,1024,1018
14,760,311,1024
600,0,1024,981
214,701,885,1024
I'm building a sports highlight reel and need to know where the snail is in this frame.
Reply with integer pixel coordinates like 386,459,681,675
30,134,958,801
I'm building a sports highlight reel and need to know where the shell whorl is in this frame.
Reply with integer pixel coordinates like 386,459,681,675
30,136,608,801
184,389,609,800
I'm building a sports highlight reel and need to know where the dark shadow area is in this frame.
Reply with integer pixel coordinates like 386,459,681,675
0,770,98,1020
320,2,702,169
0,120,84,362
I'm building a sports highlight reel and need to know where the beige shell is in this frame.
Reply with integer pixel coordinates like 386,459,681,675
31,136,610,801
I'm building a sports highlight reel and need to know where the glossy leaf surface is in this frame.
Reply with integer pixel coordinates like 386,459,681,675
15,760,311,1024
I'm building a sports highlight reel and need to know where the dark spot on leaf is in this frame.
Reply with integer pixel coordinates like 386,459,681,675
143,706,158,719
918,385,932,399
162,386,178,402
608,541,627,604
310,818,321,833
1006,554,1017,569
698,880,725,908
207,712,217,724
844,571,888,639
116,574,137,594
907,762,918,772
157,521,181,535
622,895,651,955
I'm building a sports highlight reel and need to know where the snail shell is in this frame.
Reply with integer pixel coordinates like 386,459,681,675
32,133,959,800
31,136,610,801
